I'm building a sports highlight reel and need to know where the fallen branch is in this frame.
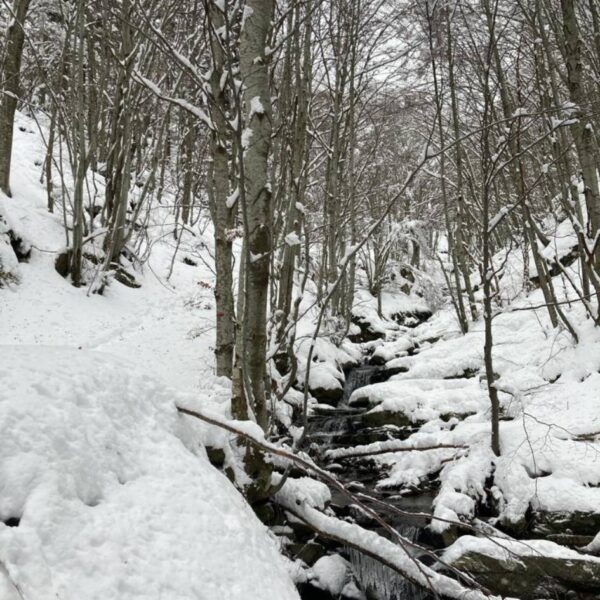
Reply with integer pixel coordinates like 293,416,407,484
276,496,503,600
326,441,468,461
176,404,500,599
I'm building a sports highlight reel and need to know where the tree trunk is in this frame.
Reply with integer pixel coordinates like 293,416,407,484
239,0,275,431
561,0,600,304
206,2,236,378
0,0,31,196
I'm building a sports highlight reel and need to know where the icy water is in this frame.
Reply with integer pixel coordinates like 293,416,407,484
308,364,433,600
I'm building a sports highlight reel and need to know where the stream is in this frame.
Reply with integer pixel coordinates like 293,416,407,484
305,365,435,600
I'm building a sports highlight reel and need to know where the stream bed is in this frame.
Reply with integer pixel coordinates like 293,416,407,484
303,365,435,600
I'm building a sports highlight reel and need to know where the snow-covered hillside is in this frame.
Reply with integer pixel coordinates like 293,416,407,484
0,113,299,600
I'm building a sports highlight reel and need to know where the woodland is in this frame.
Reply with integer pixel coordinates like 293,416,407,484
1,0,600,599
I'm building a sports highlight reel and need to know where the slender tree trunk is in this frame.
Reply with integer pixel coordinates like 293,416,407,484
239,0,275,431
207,2,236,378
0,0,31,196
561,0,600,308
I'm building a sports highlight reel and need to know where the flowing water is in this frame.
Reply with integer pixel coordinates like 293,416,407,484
307,364,434,600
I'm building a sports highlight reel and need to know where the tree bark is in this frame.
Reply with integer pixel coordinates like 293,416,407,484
0,0,31,197
206,2,236,378
560,0,600,300
239,0,275,431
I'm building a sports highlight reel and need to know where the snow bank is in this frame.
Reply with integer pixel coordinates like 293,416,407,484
352,288,430,336
0,346,298,600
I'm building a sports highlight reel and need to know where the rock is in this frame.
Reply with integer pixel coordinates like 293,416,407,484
298,582,362,600
530,244,579,287
439,411,476,422
368,353,387,366
449,546,600,600
443,367,480,380
297,582,334,599
360,408,423,431
205,446,225,468
348,316,385,343
310,386,343,406
369,365,409,380
546,533,597,549
54,249,71,278
390,310,432,327
297,554,363,600
113,265,141,288
531,510,600,538
253,501,277,526
427,522,470,548
314,421,408,449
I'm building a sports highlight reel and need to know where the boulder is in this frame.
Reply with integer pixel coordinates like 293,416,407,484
531,510,600,538
348,315,386,343
360,408,423,431
310,385,343,406
446,536,600,600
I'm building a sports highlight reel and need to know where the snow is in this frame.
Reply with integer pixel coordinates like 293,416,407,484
385,333,483,379
272,474,331,511
4,105,600,599
444,535,600,565
274,480,500,600
339,232,600,535
0,347,298,600
370,336,413,363
370,296,600,528
133,73,213,129
249,96,265,119
352,288,430,336
310,555,349,595
0,112,300,600
284,232,301,247
226,187,239,208
0,218,20,284
349,377,487,423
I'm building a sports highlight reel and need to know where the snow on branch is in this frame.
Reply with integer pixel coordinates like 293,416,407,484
132,71,213,130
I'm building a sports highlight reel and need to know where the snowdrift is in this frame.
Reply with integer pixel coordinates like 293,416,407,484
0,346,298,600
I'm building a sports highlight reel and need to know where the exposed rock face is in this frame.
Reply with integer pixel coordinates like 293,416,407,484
113,264,141,288
451,549,600,600
0,213,28,286
390,309,432,327
360,408,421,430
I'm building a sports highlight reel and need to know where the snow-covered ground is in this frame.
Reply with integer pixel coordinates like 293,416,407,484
0,113,299,600
3,109,600,600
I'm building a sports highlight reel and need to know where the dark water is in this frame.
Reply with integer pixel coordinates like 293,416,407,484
342,365,379,402
308,365,433,600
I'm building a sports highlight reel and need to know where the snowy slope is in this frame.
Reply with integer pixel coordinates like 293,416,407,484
0,113,299,600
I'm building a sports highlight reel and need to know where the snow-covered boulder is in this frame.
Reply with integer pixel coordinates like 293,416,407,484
350,378,486,431
444,536,600,599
